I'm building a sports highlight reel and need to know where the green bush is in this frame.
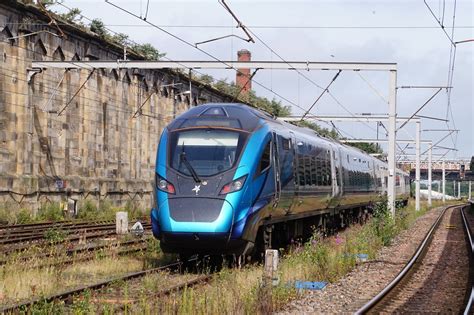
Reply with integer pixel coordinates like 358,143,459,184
16,208,32,224
37,202,64,221
371,200,397,246
77,200,98,220
44,227,67,244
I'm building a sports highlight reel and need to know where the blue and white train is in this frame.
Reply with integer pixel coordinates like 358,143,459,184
151,103,410,257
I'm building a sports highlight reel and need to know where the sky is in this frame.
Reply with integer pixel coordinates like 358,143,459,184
53,0,473,161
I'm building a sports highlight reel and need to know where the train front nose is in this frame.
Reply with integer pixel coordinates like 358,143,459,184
164,197,234,231
155,196,239,253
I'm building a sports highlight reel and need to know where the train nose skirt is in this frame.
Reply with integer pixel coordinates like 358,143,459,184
168,198,225,222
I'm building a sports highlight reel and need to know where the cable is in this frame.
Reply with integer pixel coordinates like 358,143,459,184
423,0,456,46
6,21,474,29
357,73,388,104
244,25,387,139
300,70,342,121
0,67,169,119
56,2,289,112
144,0,150,21
245,26,379,134
103,0,302,111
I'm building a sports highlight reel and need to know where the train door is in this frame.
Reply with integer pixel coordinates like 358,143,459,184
272,132,281,206
274,133,295,215
330,145,340,198
289,131,300,209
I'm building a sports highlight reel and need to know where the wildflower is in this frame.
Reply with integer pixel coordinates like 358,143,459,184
335,234,343,245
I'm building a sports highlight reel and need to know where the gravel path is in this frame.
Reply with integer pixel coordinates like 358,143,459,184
373,205,469,313
279,206,447,314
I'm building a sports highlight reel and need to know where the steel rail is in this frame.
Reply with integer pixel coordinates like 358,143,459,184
461,205,474,315
0,237,150,266
0,217,149,231
0,223,151,244
0,260,189,313
355,204,464,314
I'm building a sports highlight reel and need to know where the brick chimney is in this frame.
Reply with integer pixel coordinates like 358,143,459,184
236,49,251,94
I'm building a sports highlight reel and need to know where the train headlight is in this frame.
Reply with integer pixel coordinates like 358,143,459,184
220,175,247,195
155,173,175,194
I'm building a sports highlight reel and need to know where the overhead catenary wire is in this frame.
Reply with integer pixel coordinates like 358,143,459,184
4,3,462,160
218,0,254,43
445,0,458,150
54,3,257,110
7,21,474,29
300,70,342,121
103,0,303,112
243,27,381,134
423,0,459,155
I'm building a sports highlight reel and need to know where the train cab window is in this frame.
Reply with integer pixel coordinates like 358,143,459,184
282,138,291,150
257,141,271,175
169,129,247,177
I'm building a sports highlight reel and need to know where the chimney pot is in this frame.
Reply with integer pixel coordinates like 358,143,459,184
236,49,252,94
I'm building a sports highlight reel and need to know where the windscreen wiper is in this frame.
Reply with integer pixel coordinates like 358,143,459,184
180,152,201,183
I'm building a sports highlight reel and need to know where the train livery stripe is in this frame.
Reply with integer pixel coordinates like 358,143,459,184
228,123,270,237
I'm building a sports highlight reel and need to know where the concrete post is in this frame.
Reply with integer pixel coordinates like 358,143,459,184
428,144,432,206
442,161,446,203
265,249,279,286
415,121,421,211
458,181,461,199
437,181,441,193
469,181,472,200
387,70,397,216
453,181,456,198
116,211,128,234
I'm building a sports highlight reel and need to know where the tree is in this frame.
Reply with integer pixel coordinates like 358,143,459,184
198,74,214,85
90,19,107,37
131,43,165,60
38,0,57,8
470,156,474,170
59,8,82,23
111,33,129,45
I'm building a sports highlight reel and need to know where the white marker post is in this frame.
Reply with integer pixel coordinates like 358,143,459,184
415,121,421,211
265,249,279,286
116,211,128,234
469,181,472,200
428,144,432,206
442,161,446,203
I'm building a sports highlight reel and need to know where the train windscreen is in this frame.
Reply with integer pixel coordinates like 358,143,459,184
169,129,247,176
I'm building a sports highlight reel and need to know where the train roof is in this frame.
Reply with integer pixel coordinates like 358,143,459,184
167,103,271,132
167,103,405,173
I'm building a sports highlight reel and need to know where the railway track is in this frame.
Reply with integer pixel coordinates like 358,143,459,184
0,258,212,313
0,220,151,246
356,204,474,314
0,237,150,267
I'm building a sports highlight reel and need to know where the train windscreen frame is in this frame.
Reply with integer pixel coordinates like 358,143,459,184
169,128,248,177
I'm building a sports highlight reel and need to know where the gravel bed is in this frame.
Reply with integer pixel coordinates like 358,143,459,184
464,204,474,233
374,206,469,313
279,206,447,314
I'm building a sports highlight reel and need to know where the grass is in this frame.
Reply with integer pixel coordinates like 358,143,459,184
2,199,459,313
0,235,174,306
121,199,456,314
0,256,145,305
0,199,148,225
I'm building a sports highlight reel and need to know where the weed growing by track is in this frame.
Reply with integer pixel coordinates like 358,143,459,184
0,199,147,224
112,200,454,313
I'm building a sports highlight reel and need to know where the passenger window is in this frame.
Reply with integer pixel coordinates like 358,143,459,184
257,141,271,174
